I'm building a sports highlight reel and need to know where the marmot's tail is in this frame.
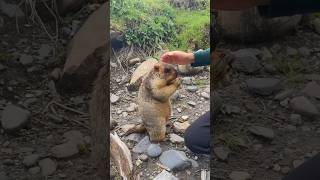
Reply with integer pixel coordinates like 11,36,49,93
124,123,147,136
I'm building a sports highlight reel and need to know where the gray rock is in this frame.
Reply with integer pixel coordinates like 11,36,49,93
125,133,144,143
201,92,210,99
23,154,40,167
27,65,42,73
182,77,192,85
273,164,281,172
64,130,84,144
1,104,30,131
312,18,320,34
286,46,298,57
249,126,274,139
274,89,294,101
0,16,3,27
173,121,190,133
154,170,178,180
229,171,251,180
50,68,62,80
0,63,6,71
246,78,281,95
290,96,319,117
19,54,33,65
186,85,198,92
187,101,196,107
214,147,229,161
126,103,137,112
28,166,40,174
293,159,304,168
302,81,320,98
132,136,151,153
51,130,84,158
0,0,24,18
169,133,184,144
0,172,8,180
39,158,56,176
298,47,311,57
189,159,199,168
280,98,290,108
264,64,277,74
261,47,273,60
281,166,290,174
3,159,14,165
290,114,302,125
284,124,297,131
232,49,262,74
223,105,241,115
159,150,191,171
50,142,79,159
138,154,148,162
233,48,262,57
110,93,119,103
38,44,51,59
147,143,162,157
271,44,281,53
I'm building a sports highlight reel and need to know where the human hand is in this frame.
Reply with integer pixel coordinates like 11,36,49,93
160,51,194,65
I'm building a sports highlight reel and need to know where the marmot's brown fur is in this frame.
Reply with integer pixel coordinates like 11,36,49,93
126,62,181,143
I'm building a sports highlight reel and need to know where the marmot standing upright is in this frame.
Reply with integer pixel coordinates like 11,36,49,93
127,62,181,143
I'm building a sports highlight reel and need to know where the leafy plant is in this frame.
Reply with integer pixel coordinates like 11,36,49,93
111,0,177,48
111,0,209,51
167,9,210,51
271,55,305,82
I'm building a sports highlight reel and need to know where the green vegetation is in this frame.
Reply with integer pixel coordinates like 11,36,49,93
220,132,247,152
194,79,206,86
271,55,305,83
110,0,209,51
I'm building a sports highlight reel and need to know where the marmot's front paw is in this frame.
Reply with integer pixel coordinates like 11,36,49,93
174,77,182,87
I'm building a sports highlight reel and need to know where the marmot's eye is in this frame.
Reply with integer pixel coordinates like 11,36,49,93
164,68,171,74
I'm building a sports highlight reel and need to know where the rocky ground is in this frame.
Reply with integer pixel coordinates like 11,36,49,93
0,1,103,179
213,26,320,179
109,50,210,179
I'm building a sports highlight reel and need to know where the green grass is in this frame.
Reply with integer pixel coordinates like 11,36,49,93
194,79,206,86
169,9,209,51
271,55,305,83
111,0,209,51
220,132,247,152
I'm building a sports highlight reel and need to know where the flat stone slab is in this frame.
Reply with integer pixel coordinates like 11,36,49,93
290,96,319,118
1,104,30,131
249,126,274,139
246,78,281,95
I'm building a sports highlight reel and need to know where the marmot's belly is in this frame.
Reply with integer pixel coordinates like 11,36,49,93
138,101,170,131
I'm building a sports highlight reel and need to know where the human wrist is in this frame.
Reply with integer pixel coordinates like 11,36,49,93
187,52,195,64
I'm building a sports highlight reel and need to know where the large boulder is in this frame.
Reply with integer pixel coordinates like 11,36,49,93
58,2,108,93
216,8,302,42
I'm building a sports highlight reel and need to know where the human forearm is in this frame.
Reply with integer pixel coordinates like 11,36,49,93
191,48,210,67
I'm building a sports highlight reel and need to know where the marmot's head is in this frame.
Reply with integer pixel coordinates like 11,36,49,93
153,62,178,85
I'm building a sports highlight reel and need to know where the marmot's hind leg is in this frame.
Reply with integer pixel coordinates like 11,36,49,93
147,117,167,143
124,124,146,136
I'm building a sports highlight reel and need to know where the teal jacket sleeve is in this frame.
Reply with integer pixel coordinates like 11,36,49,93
258,0,320,18
191,48,210,67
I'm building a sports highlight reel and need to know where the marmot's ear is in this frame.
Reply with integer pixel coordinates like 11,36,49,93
154,64,160,72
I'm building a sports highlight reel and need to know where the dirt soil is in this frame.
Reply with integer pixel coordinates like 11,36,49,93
0,2,102,180
213,26,320,180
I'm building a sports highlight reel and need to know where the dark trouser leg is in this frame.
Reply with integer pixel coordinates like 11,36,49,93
282,153,320,180
184,111,210,154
